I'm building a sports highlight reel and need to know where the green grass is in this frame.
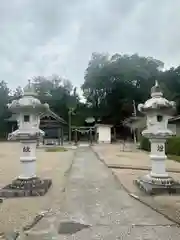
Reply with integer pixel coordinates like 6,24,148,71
45,147,68,152
168,155,180,162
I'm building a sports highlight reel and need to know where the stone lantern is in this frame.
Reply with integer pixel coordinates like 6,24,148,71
136,81,180,194
0,81,52,198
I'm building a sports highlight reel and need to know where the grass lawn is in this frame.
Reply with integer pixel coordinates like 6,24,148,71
168,155,180,162
45,147,68,152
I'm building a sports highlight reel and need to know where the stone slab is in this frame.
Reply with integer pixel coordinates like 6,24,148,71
0,178,52,198
26,147,180,239
135,178,180,195
112,168,180,225
19,225,180,240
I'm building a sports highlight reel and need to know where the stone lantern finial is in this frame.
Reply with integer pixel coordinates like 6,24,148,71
151,80,163,98
24,79,37,97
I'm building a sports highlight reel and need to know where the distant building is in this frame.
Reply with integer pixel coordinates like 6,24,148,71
6,109,67,145
123,115,180,142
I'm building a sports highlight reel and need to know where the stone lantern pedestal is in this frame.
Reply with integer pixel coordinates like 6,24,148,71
135,81,180,195
19,140,37,179
0,81,52,198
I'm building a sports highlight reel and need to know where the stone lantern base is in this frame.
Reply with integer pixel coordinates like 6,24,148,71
135,174,180,195
0,177,52,198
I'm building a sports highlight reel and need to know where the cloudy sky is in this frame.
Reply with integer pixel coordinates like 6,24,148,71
0,0,180,90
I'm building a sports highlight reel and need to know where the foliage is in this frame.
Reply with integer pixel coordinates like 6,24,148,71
166,137,180,156
167,155,180,162
140,137,150,152
11,86,23,99
140,136,180,157
82,53,164,124
0,81,10,138
2,52,180,140
32,75,79,122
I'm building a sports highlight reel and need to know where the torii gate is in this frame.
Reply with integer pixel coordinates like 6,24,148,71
71,126,95,145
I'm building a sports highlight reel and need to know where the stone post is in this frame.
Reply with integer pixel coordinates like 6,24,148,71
74,129,78,145
89,128,93,145
149,138,168,178
61,127,64,146
19,140,37,179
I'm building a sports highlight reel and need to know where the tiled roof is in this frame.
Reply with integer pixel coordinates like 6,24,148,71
6,109,67,124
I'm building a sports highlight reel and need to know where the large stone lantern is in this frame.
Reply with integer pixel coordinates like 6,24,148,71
136,81,180,194
0,81,52,198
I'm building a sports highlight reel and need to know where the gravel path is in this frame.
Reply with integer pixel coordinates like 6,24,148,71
0,142,74,233
26,146,180,239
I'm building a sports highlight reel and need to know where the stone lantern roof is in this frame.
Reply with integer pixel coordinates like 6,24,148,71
8,80,49,113
138,81,176,114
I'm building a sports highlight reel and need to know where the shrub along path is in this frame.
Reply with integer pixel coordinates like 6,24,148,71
140,136,180,157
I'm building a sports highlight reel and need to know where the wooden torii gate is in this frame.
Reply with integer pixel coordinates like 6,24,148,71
71,126,96,145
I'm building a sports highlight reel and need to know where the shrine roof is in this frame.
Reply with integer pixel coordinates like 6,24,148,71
169,115,180,123
122,115,144,125
123,114,180,127
40,109,67,124
6,109,67,125
6,114,17,122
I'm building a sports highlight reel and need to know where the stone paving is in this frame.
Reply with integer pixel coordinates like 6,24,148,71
92,143,180,171
24,147,180,239
93,143,180,225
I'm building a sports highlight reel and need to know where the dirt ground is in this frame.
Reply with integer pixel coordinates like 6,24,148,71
0,142,74,233
93,143,180,171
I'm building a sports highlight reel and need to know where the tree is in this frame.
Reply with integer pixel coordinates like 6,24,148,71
82,53,164,125
0,52,180,140
159,66,180,114
31,76,79,122
0,81,10,138
12,86,23,99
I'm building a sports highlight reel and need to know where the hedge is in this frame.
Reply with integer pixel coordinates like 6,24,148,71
140,136,150,152
166,137,180,156
140,136,180,156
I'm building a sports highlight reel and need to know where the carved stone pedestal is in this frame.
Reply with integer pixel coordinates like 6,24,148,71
135,174,180,195
0,177,52,198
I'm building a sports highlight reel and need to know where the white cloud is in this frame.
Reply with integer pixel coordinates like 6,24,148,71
0,0,180,90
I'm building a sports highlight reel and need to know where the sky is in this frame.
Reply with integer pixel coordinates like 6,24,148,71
0,0,180,92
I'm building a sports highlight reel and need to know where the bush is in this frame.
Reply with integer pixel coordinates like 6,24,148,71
140,137,150,152
140,136,180,156
166,137,180,156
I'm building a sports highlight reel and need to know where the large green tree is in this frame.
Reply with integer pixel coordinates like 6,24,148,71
32,76,79,123
82,53,164,125
1,52,180,139
0,81,11,138
159,66,180,113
